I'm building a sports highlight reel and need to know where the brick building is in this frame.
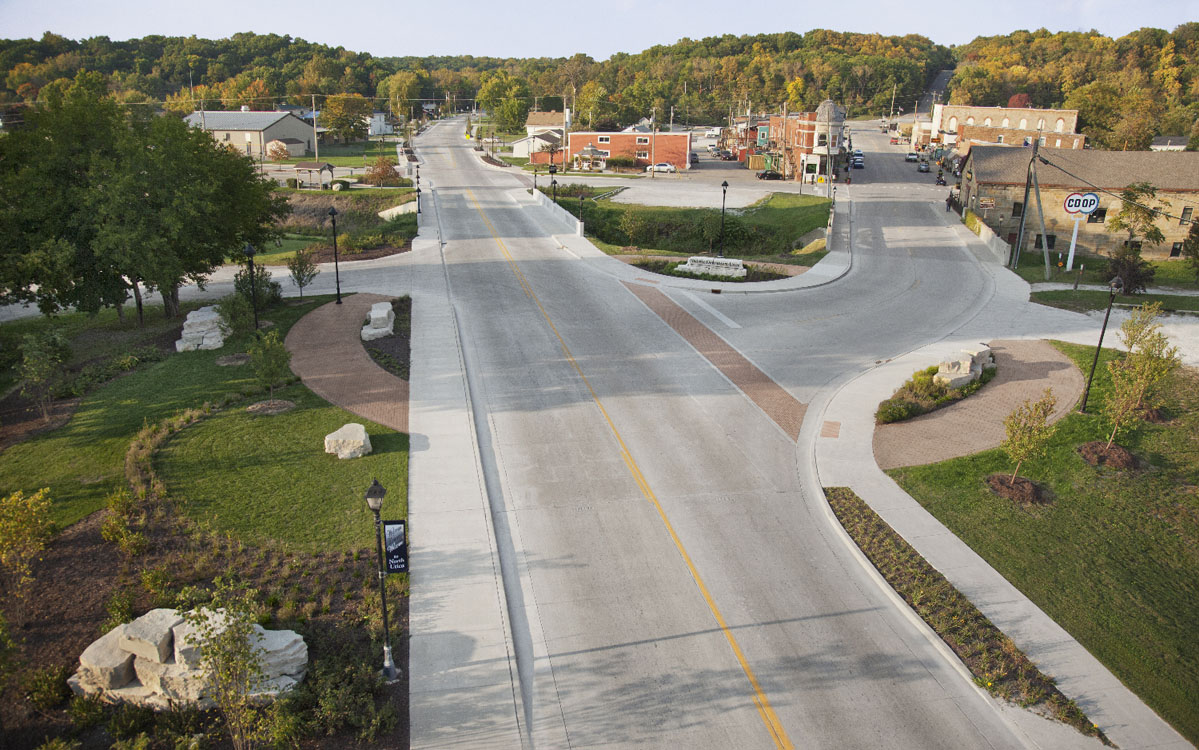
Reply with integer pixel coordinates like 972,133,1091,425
534,130,692,171
763,100,847,181
961,146,1199,260
931,104,1079,147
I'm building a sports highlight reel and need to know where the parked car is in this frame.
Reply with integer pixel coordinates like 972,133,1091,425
757,170,783,180
690,152,699,164
646,162,676,173
719,150,737,160
852,160,865,169
705,128,722,138
890,136,900,144
853,149,863,158
917,162,931,172
707,144,719,154
905,152,919,162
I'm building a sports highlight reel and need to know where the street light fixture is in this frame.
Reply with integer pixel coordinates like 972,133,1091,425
578,190,584,220
244,243,259,332
1079,276,1124,413
328,207,342,304
551,178,558,205
719,180,729,258
364,479,398,682
416,187,421,215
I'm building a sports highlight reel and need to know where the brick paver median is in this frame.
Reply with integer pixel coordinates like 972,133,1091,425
284,294,409,433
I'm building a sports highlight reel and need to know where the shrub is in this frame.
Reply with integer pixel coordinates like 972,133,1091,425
24,663,73,710
1108,245,1156,294
364,156,402,187
110,733,152,750
19,330,70,421
0,488,52,620
107,703,155,740
34,739,81,750
101,588,135,634
234,263,283,308
217,293,255,336
248,330,293,402
876,398,922,424
285,178,300,189
68,693,106,729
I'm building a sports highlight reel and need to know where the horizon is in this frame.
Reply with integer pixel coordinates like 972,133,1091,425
0,0,1193,62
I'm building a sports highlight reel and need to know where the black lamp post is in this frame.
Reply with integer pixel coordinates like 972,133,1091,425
533,167,538,194
416,187,421,215
328,206,342,304
719,180,729,258
578,190,584,220
1079,276,1124,413
364,480,398,682
551,178,558,205
244,243,259,332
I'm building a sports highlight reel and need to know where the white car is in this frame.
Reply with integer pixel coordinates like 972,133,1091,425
853,149,863,158
905,152,920,162
646,162,676,173
705,128,722,138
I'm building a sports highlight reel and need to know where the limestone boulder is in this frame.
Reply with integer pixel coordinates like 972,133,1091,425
255,625,308,679
172,608,231,669
119,609,184,664
361,301,395,342
78,624,135,689
324,423,372,459
176,306,230,352
134,657,208,703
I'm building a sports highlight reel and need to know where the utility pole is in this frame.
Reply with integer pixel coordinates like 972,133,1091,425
781,101,788,180
1030,134,1052,280
669,106,674,133
312,94,319,162
1011,139,1038,270
889,83,896,120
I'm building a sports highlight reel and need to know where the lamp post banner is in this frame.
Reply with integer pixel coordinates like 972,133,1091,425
383,521,407,573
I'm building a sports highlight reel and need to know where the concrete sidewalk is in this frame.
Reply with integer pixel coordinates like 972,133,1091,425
809,230,1190,748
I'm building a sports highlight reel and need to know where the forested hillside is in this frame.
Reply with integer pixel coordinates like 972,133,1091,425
947,25,1199,149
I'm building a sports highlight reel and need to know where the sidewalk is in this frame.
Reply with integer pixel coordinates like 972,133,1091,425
809,216,1190,749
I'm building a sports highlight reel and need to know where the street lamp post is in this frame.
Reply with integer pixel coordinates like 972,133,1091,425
364,480,398,682
551,178,558,205
244,244,259,332
1079,276,1124,413
328,207,342,304
416,187,421,214
719,180,729,258
578,190,584,220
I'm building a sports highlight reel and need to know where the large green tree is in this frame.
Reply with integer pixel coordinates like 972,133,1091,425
321,93,373,142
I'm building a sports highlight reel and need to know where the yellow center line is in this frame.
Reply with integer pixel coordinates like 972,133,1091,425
464,188,795,750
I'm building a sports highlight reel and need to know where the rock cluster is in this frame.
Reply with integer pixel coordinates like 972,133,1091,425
176,306,229,352
677,256,747,278
325,423,372,459
69,608,307,710
934,346,995,388
361,301,395,342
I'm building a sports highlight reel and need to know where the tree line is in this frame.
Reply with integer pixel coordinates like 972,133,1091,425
947,25,1199,150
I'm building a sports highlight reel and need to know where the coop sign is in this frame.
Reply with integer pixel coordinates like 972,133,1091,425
1063,192,1100,215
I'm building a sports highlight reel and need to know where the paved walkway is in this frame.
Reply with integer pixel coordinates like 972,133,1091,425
873,339,1084,469
284,293,409,433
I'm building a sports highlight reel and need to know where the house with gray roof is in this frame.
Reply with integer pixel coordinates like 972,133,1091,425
961,146,1199,260
184,110,314,159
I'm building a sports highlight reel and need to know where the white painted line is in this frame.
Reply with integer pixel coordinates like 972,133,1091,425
680,290,741,329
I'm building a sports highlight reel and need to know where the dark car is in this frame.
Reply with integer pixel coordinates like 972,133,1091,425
719,150,737,160
690,152,699,164
757,170,783,180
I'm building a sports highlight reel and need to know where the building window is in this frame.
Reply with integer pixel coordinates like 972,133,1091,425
1019,118,1028,129
948,116,958,132
997,135,1004,144
636,136,649,144
817,134,827,146
1038,118,1045,130
1012,201,1023,218
1171,242,1184,257
598,136,610,143
1039,136,1046,146
1055,138,1061,147
984,117,992,126
1023,136,1033,146
1001,117,1010,127
600,150,610,157
222,132,230,141
1087,208,1107,223
966,116,975,126
1034,234,1057,250
636,151,649,159
1055,118,1065,133
1181,207,1193,225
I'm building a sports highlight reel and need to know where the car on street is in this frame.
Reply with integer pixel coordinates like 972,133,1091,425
690,152,699,164
706,144,719,154
890,136,900,144
757,170,783,180
917,162,930,172
646,162,676,173
853,160,865,169
719,150,737,160
905,152,919,162
853,149,863,158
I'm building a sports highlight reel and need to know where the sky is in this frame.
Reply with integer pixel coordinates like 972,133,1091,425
0,0,1194,60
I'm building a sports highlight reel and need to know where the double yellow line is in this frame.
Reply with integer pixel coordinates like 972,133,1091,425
464,188,795,750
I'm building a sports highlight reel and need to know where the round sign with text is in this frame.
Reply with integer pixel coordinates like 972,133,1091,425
1064,192,1100,215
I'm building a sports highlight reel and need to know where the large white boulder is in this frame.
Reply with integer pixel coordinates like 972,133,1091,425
934,346,994,388
255,625,308,679
324,423,372,459
78,624,135,690
176,306,231,352
361,301,395,342
172,608,230,669
119,608,184,664
134,656,208,703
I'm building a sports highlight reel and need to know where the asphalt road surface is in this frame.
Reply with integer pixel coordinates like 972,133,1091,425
419,118,1027,748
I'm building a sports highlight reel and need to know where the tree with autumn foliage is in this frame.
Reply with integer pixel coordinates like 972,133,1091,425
322,93,373,142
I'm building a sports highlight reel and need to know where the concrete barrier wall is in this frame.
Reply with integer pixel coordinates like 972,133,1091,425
965,211,1011,265
532,189,584,236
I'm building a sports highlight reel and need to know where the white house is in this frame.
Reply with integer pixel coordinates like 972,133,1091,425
510,129,562,159
368,112,394,136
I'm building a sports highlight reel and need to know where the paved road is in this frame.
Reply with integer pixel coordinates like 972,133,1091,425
414,116,1029,748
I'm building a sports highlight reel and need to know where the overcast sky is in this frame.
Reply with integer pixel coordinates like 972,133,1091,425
0,0,1193,60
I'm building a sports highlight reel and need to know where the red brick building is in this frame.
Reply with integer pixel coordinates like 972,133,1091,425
535,131,692,171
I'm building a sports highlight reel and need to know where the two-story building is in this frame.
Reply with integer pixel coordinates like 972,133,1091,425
763,100,847,182
551,130,692,171
184,110,315,158
929,104,1084,151
961,145,1199,260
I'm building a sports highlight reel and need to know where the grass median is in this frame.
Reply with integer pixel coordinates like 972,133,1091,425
887,340,1199,743
1031,289,1199,313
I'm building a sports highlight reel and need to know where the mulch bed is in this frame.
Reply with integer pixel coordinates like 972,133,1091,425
245,399,296,415
0,391,81,453
307,242,410,265
986,473,1051,507
1077,441,1140,470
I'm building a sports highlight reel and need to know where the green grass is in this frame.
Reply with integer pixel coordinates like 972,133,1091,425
276,140,398,168
0,297,334,530
1011,249,1199,291
155,382,406,552
1031,290,1199,313
498,156,529,167
888,341,1199,743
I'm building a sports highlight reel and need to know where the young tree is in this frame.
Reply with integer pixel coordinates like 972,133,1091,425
180,578,268,750
1103,303,1180,448
266,141,291,161
1107,245,1156,294
286,248,319,297
363,156,401,187
322,93,373,143
0,488,52,623
1182,220,1199,284
248,330,292,403
1001,388,1058,485
1107,181,1170,249
19,330,70,422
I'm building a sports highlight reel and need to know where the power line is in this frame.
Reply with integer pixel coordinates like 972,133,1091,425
1036,154,1197,224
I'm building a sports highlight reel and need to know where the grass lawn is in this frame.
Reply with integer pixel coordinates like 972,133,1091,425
1010,248,1199,291
1031,289,1199,314
275,139,397,168
499,156,529,167
0,297,341,530
887,341,1199,743
155,382,406,552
